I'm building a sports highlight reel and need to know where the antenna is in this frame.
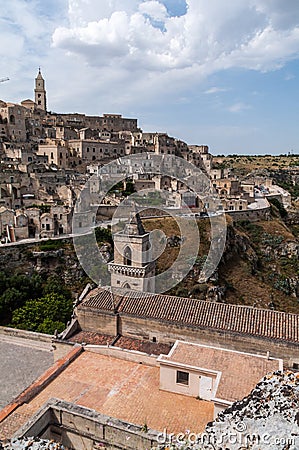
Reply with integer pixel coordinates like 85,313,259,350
0,77,9,83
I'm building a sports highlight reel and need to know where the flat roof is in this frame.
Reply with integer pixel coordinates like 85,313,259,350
0,334,53,410
159,341,282,402
0,349,213,439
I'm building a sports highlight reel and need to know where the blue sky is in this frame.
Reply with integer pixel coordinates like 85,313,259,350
1,0,299,155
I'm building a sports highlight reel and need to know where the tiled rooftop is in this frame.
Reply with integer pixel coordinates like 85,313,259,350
82,288,122,311
80,287,299,343
68,331,172,355
159,341,281,402
0,350,214,440
69,331,115,346
114,335,171,355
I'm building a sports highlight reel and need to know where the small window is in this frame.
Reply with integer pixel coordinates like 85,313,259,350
176,370,189,385
124,246,132,266
293,362,299,370
152,337,157,343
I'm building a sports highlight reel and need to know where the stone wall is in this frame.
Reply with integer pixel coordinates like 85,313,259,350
76,307,117,336
226,206,271,222
0,326,53,343
119,314,299,368
74,307,299,367
17,399,160,450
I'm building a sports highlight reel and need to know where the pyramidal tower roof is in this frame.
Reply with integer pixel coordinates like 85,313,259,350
122,203,146,236
36,68,44,80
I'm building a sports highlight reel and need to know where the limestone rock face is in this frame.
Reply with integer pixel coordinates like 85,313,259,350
203,371,299,450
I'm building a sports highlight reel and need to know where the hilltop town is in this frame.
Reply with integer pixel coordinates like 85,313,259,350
1,70,296,243
0,72,299,450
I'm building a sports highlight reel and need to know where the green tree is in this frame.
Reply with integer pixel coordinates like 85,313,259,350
0,272,43,324
43,274,72,299
95,227,113,245
11,293,73,334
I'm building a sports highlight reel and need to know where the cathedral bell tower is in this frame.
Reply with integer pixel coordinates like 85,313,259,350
108,206,155,293
34,68,47,111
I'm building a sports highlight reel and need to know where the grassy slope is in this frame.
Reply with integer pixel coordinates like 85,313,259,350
143,215,299,314
213,154,299,175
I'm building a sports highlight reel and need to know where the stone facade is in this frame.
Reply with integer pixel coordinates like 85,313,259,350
108,208,155,293
34,69,47,111
76,288,299,367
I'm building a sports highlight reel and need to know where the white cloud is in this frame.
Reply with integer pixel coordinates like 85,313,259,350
204,87,228,95
52,0,299,76
2,0,299,114
228,102,251,113
138,1,168,21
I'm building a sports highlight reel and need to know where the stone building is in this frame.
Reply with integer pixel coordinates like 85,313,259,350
213,178,240,196
221,197,248,211
34,69,47,111
0,101,27,142
108,207,155,293
68,138,125,165
75,287,299,367
37,140,69,168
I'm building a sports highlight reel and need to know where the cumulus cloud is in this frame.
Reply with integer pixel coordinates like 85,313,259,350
52,0,299,75
138,1,168,21
2,0,299,113
47,0,299,111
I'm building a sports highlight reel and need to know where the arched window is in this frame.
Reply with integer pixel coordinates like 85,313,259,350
9,115,15,124
124,246,132,266
123,283,131,289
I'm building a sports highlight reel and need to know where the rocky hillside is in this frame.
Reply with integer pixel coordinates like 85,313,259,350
203,371,299,450
144,212,299,314
0,210,298,315
219,216,299,313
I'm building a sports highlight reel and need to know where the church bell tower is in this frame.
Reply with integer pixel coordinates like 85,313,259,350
34,68,47,111
108,206,155,293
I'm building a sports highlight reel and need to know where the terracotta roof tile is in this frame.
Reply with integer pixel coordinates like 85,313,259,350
68,331,115,345
0,351,214,438
115,336,171,356
82,287,122,311
68,331,171,356
80,288,299,344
